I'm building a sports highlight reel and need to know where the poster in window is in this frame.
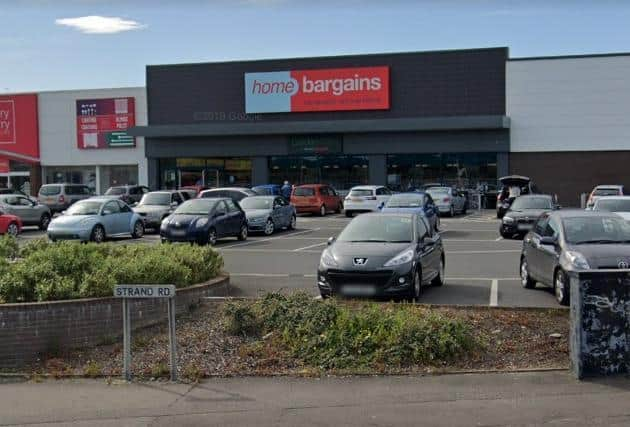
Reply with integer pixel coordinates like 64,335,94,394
76,97,136,149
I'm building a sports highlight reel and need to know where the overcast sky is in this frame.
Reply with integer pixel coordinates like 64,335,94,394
2,0,630,92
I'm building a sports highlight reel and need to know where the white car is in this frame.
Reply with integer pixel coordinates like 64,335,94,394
586,185,624,209
343,185,392,217
591,196,630,222
426,187,467,217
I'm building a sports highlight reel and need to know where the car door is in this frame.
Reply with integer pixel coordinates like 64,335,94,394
271,197,287,227
422,194,436,229
375,187,390,208
416,215,438,281
537,217,561,285
116,200,135,234
212,201,230,237
16,196,39,224
525,214,550,281
279,196,293,227
100,201,122,235
1,196,20,218
224,199,243,234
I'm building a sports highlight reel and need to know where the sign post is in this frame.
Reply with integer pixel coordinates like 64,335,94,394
114,284,177,381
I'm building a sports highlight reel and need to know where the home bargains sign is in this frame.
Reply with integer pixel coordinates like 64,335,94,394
244,66,389,114
76,97,136,149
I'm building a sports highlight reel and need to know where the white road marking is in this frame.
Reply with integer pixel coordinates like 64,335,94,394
495,237,503,241
490,279,498,306
293,241,328,252
448,250,521,254
229,273,518,281
446,277,519,281
220,248,323,254
219,228,319,249
443,239,515,242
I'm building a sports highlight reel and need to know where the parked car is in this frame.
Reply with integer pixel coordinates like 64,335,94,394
425,186,466,217
104,185,150,205
252,184,282,196
0,210,22,236
380,192,440,231
133,190,186,230
0,188,36,202
199,187,257,203
496,175,540,219
591,196,630,221
38,183,93,213
317,212,444,300
240,195,296,235
0,194,52,230
180,185,210,197
520,210,630,306
500,195,557,239
291,184,343,216
47,197,144,243
160,198,248,245
586,185,625,209
343,185,392,217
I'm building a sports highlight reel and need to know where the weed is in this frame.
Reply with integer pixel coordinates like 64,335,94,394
83,361,103,378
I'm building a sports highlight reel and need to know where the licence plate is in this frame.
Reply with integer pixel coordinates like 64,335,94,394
342,285,376,296
517,224,532,231
46,197,55,203
350,198,363,202
171,229,187,237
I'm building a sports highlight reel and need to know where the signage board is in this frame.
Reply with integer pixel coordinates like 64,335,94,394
288,135,342,154
114,284,176,298
0,94,40,159
76,97,136,149
245,66,389,114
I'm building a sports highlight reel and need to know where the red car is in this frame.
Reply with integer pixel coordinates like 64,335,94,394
291,184,343,216
0,211,22,236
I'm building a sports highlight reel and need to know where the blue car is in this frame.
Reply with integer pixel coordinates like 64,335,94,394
240,195,297,235
380,192,440,231
47,197,145,242
252,184,282,196
160,198,248,245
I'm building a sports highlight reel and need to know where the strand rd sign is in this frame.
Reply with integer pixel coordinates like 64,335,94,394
114,284,175,298
245,66,390,114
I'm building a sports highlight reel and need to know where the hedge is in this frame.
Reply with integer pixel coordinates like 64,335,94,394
0,236,223,303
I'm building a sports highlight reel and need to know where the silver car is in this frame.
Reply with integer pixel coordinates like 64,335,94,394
426,187,467,217
133,191,186,229
0,194,52,230
239,195,297,235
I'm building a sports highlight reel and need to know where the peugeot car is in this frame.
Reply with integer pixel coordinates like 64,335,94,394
317,212,444,300
380,192,439,231
240,195,296,235
500,195,557,239
160,198,248,245
520,210,630,306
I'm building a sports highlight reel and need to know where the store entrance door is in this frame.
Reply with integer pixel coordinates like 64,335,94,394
177,168,221,189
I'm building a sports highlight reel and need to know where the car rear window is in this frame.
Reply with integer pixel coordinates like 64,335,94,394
294,188,315,197
66,185,90,195
39,185,61,196
105,187,126,196
349,189,373,197
593,188,621,196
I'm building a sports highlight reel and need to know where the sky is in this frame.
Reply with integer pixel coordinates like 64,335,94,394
1,0,630,92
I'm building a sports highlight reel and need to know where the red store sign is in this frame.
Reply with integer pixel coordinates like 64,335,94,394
0,94,39,160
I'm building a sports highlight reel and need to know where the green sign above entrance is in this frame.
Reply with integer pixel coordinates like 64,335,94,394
288,135,342,155
106,131,136,147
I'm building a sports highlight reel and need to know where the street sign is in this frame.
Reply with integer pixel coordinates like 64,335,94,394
115,284,178,381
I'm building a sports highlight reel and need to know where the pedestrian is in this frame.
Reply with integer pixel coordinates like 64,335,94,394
281,180,292,199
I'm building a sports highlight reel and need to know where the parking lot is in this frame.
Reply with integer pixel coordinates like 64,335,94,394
16,210,562,308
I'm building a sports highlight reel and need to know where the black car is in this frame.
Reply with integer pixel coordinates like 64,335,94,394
500,195,558,239
160,198,248,245
199,187,257,203
520,210,630,306
317,212,444,300
496,175,541,219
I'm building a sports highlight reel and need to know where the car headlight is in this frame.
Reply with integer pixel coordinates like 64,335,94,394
320,250,338,268
383,249,415,267
561,250,590,270
503,216,515,224
196,218,208,228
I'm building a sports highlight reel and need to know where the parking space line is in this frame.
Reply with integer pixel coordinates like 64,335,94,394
448,250,521,254
445,277,519,281
443,239,514,242
293,242,328,252
219,228,319,249
490,279,498,306
219,248,323,254
495,237,503,241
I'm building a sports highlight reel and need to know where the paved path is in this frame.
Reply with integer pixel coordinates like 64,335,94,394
1,371,630,426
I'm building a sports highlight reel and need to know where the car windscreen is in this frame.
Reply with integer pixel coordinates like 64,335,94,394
239,197,273,210
349,189,373,197
174,199,218,215
593,188,621,196
294,188,315,197
562,216,630,244
66,201,103,215
337,215,413,243
385,194,423,208
252,186,272,195
138,193,170,206
426,188,449,195
510,197,552,210
105,187,126,195
594,199,630,212
39,185,61,196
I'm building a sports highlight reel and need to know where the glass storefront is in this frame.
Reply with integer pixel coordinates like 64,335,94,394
269,155,369,192
45,166,97,193
386,153,497,191
99,165,139,194
159,158,252,189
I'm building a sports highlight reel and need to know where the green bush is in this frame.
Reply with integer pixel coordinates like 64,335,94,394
223,293,475,369
0,241,223,303
0,235,19,260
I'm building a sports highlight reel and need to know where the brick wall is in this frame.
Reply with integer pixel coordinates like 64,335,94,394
0,276,229,369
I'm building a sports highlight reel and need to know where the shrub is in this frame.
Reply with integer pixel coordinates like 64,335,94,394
0,235,19,260
83,361,103,378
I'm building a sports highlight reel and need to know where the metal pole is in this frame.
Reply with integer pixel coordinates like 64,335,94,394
167,298,178,381
123,299,131,381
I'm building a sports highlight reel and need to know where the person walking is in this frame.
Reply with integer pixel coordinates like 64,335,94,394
281,180,292,200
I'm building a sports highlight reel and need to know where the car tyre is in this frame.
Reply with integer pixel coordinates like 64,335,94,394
237,224,248,241
288,215,296,230
500,230,511,239
39,214,51,231
409,268,422,302
520,257,536,289
319,205,326,217
449,205,455,217
462,204,467,215
434,217,440,232
345,210,353,218
90,225,105,243
7,222,19,237
554,269,570,306
264,219,275,236
131,220,144,239
207,228,217,246
431,257,445,286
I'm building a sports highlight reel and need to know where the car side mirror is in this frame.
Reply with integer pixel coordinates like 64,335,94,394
170,202,178,208
554,204,562,210
540,236,557,246
327,236,336,246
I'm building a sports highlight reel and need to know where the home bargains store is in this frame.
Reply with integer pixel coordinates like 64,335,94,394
133,47,509,192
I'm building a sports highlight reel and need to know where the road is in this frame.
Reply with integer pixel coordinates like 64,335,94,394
17,211,561,308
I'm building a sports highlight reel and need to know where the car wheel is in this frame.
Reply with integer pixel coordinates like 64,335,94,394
500,230,511,239
288,215,296,230
90,225,105,243
237,224,248,241
264,219,275,236
39,214,51,231
462,204,467,215
449,205,455,217
319,205,326,217
335,202,342,214
520,257,536,289
207,228,217,246
431,257,445,286
434,217,440,232
131,220,144,239
345,210,353,218
554,269,569,306
410,268,422,302
6,222,19,237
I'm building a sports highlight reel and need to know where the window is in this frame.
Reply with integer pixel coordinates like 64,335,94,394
534,215,549,236
5,196,19,206
99,165,139,195
215,201,227,215
18,197,32,206
376,188,387,196
103,201,120,214
319,187,329,196
275,197,287,207
66,185,90,195
117,200,132,213
172,192,183,204
39,185,61,196
544,218,560,238
416,216,429,239
294,187,315,197
225,199,240,213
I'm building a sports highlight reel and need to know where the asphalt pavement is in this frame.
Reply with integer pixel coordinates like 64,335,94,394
16,210,562,308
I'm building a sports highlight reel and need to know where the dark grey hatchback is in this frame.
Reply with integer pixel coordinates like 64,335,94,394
520,210,630,306
317,212,445,300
